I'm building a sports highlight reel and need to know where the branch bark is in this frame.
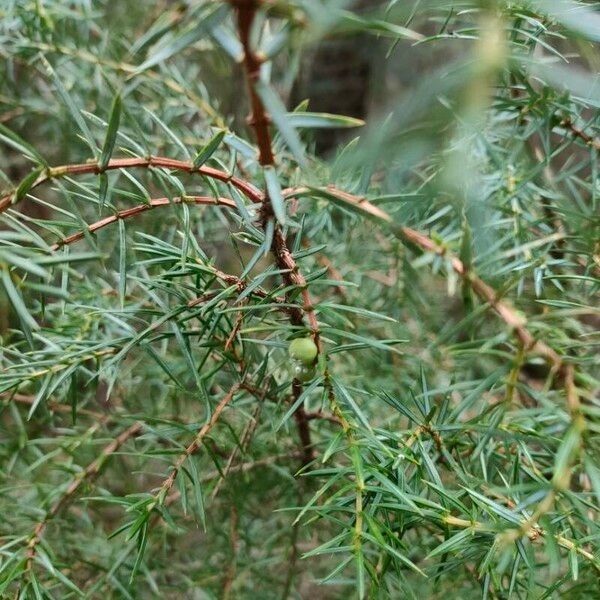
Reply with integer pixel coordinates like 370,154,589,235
50,195,236,250
234,0,275,167
0,156,263,214
231,0,319,464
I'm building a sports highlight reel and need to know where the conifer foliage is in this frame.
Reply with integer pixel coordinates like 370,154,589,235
0,1,599,597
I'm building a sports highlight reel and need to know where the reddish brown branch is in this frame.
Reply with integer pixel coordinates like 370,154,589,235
231,0,321,339
4,392,108,421
300,185,567,371
560,118,600,150
231,0,321,464
16,164,566,375
50,195,236,250
0,156,263,215
233,0,275,166
304,410,342,425
26,421,143,570
44,201,288,314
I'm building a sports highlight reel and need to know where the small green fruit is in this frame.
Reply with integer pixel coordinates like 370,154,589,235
288,337,318,365
291,361,316,383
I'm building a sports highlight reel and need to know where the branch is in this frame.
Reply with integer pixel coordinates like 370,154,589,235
0,155,263,215
50,195,236,250
154,383,240,503
233,0,275,166
4,391,108,421
26,421,143,570
294,185,566,372
442,513,600,571
302,182,584,543
39,198,288,313
560,117,600,151
231,0,319,465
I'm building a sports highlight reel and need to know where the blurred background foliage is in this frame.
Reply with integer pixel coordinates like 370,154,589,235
0,0,599,598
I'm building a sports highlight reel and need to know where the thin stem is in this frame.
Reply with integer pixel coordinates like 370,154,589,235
25,421,143,570
154,383,240,503
441,512,599,570
292,380,315,465
210,387,265,500
231,0,321,464
560,117,600,151
50,195,236,250
0,155,263,214
233,0,275,167
8,166,571,387
298,186,565,372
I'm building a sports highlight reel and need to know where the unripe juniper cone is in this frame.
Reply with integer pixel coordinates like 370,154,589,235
291,362,317,383
288,337,318,365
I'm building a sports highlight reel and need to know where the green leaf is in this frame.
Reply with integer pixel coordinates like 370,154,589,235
553,423,582,489
129,520,148,584
144,107,190,159
192,130,226,168
210,25,243,61
134,4,228,74
1,266,38,345
98,172,109,211
118,218,127,308
263,166,286,225
99,93,122,171
41,56,97,155
286,112,365,129
13,167,44,204
462,487,523,525
534,0,600,42
277,376,323,431
0,123,47,165
0,251,47,279
427,529,473,558
185,458,206,530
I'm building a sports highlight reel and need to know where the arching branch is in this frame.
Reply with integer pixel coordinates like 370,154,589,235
0,155,263,215
50,195,236,250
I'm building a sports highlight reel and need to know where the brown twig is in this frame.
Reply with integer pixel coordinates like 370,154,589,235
211,390,264,500
8,164,573,391
304,186,566,370
154,383,240,502
304,410,343,425
560,117,600,150
50,195,236,250
0,155,263,215
25,421,143,570
233,0,275,167
231,0,321,467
